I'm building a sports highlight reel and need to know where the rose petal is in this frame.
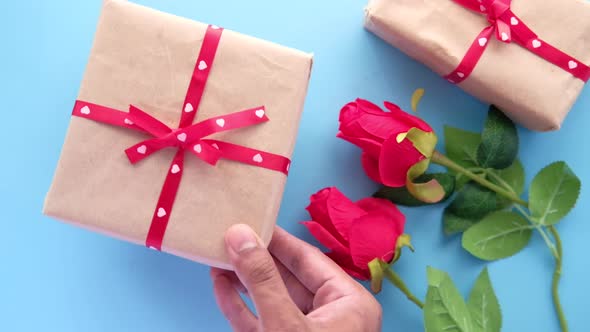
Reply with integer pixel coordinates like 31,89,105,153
301,221,349,253
340,99,411,142
337,134,382,159
306,187,366,243
326,251,370,280
361,153,383,184
338,101,362,124
384,101,432,132
356,99,390,116
356,114,411,141
356,198,405,235
349,211,404,270
339,117,385,143
307,188,340,240
378,136,425,187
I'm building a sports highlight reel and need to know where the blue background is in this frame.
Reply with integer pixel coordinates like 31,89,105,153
2,0,589,331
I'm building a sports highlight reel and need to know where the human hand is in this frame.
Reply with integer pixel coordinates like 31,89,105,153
210,224,382,332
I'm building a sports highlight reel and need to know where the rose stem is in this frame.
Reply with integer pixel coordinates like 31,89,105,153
430,151,528,207
383,268,424,309
548,226,567,332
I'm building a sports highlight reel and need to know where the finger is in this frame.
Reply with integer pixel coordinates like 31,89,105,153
273,257,314,313
211,268,247,294
211,272,258,332
225,224,304,327
269,227,356,293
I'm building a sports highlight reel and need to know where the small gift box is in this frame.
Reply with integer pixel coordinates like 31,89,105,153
365,0,590,131
43,0,312,269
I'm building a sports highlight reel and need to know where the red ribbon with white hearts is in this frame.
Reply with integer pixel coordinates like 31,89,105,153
71,25,291,250
444,0,590,84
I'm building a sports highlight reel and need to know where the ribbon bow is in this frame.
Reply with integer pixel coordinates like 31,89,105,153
72,25,290,250
482,0,512,43
444,0,590,84
124,104,273,168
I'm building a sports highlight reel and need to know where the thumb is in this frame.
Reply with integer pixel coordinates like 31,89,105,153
225,224,303,324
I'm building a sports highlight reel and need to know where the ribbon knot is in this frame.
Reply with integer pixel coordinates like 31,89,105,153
124,104,268,166
483,0,512,43
444,0,590,84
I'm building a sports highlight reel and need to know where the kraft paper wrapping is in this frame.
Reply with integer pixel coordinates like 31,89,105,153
43,0,313,269
365,0,590,131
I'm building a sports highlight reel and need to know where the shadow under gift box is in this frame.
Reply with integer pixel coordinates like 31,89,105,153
365,0,590,131
43,0,313,269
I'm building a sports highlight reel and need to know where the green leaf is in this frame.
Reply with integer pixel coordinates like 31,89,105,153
374,173,455,206
468,268,502,332
444,126,481,170
424,267,475,332
489,160,525,208
476,106,518,169
529,162,581,225
462,211,533,261
448,183,498,219
443,208,478,236
493,159,525,195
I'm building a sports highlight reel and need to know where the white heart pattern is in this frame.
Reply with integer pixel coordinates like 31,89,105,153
255,109,265,118
253,154,264,163
569,60,578,70
532,40,542,48
211,25,220,30
171,164,181,174
448,78,456,84
457,72,465,78
184,103,194,113
157,207,167,218
501,32,508,41
212,143,220,150
137,145,147,154
80,106,91,115
479,5,486,11
286,163,291,172
124,118,134,125
149,246,158,251
510,17,519,26
198,60,208,71
194,144,202,153
478,37,488,47
216,119,225,127
177,133,187,142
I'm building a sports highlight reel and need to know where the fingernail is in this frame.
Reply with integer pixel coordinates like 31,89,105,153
225,224,260,254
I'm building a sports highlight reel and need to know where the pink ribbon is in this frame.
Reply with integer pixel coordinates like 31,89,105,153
444,0,590,84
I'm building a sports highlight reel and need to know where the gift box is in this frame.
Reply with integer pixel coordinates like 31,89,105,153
364,0,590,131
43,0,312,269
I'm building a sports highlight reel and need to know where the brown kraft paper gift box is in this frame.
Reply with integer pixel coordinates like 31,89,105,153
364,0,590,131
43,0,313,269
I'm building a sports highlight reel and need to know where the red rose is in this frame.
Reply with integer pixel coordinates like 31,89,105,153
302,187,406,280
337,99,435,188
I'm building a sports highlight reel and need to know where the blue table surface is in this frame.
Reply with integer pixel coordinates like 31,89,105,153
2,1,589,331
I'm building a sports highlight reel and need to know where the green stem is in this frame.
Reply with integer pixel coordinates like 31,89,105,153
431,151,528,207
549,226,568,332
485,170,516,195
384,268,424,309
537,226,559,259
431,152,568,330
513,205,558,258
